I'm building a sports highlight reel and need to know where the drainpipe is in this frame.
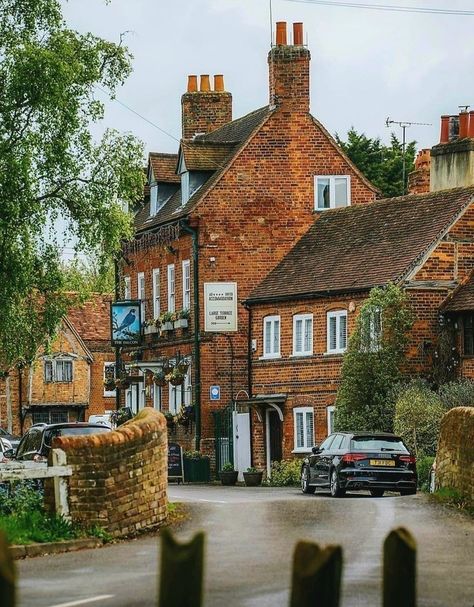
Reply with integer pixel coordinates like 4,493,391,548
114,256,121,411
245,303,253,465
180,221,202,451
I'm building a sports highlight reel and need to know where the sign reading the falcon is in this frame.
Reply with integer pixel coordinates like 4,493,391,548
204,282,238,332
110,301,142,346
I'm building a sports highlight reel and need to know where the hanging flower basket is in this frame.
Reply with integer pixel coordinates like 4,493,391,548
176,360,189,374
164,412,176,431
167,371,185,386
183,405,195,421
153,371,167,387
103,378,116,391
162,361,173,375
115,377,130,390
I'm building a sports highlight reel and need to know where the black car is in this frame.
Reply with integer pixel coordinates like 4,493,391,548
5,422,111,462
301,432,417,498
0,427,21,450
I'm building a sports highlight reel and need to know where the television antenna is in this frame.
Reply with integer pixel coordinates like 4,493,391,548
385,117,431,194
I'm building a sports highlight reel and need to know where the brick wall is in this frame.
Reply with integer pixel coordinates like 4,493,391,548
435,406,474,502
49,408,168,537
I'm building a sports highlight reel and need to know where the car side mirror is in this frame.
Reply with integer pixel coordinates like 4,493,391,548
3,448,15,459
312,446,321,454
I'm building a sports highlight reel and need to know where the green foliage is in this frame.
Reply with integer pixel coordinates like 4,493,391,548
393,382,444,456
438,378,474,410
430,488,474,516
62,258,115,296
246,467,259,473
430,317,460,386
335,284,414,433
416,455,435,491
85,524,112,543
0,481,44,516
335,128,416,198
184,451,209,460
267,459,301,487
0,510,78,545
221,462,234,472
0,0,145,372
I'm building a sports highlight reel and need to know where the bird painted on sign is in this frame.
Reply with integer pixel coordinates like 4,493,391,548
116,309,136,334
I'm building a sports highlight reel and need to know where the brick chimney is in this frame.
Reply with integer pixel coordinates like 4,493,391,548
268,22,311,113
408,149,431,194
181,74,232,140
431,109,474,191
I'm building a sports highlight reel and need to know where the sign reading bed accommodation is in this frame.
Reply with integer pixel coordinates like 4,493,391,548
204,282,238,332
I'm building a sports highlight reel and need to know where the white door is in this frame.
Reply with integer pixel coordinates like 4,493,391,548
233,412,251,481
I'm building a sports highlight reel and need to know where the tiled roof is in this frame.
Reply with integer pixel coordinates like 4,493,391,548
149,153,180,184
181,141,237,171
135,106,273,233
247,187,474,303
443,273,474,312
67,295,113,344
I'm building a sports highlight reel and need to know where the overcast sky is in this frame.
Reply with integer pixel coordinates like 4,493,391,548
61,0,474,157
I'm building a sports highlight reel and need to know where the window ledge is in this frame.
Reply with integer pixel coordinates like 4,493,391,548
323,351,345,357
292,448,312,454
290,353,313,359
259,355,281,361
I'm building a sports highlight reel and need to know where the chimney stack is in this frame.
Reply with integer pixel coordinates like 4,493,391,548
181,74,232,140
408,149,431,195
268,21,311,113
431,108,474,191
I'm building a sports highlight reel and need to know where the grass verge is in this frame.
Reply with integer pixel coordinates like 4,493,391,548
429,487,474,517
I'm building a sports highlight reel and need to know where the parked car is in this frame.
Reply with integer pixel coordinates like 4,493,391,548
301,432,417,498
4,422,112,462
0,427,20,450
0,436,12,462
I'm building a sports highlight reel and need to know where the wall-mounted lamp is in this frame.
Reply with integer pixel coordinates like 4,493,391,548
209,256,216,264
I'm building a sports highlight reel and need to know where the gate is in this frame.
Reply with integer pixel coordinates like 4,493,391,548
213,405,234,474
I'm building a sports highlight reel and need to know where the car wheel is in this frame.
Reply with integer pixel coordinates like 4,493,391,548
330,469,345,498
400,488,417,496
370,489,384,497
301,466,316,494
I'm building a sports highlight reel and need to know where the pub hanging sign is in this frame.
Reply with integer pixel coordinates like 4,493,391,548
204,282,238,332
110,300,142,346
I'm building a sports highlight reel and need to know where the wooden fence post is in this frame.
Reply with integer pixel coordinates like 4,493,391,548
52,448,70,520
289,540,343,607
0,531,16,607
158,528,204,607
383,527,416,607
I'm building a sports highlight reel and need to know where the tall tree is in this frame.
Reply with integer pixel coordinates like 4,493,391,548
335,128,416,198
0,0,145,372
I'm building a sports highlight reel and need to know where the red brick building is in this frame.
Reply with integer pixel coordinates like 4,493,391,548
0,295,115,435
244,109,474,475
119,21,378,472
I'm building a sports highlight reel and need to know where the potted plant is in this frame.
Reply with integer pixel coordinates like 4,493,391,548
153,370,167,387
183,451,211,483
174,309,190,329
220,462,239,486
243,467,263,487
103,377,116,391
176,359,189,374
160,311,175,331
110,407,133,427
166,368,185,386
115,377,130,390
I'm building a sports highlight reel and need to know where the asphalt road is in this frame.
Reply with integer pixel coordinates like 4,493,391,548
17,486,474,607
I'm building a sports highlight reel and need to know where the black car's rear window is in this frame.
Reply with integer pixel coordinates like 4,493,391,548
44,426,110,446
350,436,408,452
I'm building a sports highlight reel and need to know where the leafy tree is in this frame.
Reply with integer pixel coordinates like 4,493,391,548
62,258,115,296
0,0,144,372
334,284,414,433
335,128,416,198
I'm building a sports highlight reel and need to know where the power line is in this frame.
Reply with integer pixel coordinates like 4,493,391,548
282,0,474,16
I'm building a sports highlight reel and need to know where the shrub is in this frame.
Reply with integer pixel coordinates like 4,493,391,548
394,383,444,456
438,379,474,410
221,462,234,472
268,459,301,487
417,455,435,491
0,481,44,516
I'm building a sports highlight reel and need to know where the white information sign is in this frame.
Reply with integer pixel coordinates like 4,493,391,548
204,282,238,332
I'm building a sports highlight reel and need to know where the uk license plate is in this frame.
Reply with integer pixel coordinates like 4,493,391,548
370,459,395,467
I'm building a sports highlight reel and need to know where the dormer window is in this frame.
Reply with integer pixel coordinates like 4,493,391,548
315,176,350,210
150,183,158,216
181,171,190,206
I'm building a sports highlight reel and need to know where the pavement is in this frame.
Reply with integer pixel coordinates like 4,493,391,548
17,485,474,607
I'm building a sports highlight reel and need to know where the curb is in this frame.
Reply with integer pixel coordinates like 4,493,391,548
9,537,103,559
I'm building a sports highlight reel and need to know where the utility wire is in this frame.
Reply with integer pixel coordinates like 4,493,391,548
282,0,474,15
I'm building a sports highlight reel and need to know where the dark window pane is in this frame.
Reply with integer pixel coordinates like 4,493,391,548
464,314,474,355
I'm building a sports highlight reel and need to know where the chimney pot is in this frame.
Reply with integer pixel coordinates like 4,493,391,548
293,22,303,45
200,74,210,92
440,115,450,144
449,115,459,141
468,111,474,138
276,21,287,45
214,74,225,92
187,75,198,93
459,110,469,138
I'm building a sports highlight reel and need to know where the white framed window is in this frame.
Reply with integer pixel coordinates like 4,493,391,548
364,307,382,352
293,407,314,452
44,359,73,383
182,260,191,311
150,184,158,216
152,269,160,319
103,362,116,397
124,276,131,300
293,314,313,356
168,363,192,414
327,310,348,354
315,175,351,210
153,383,162,411
327,405,335,435
167,264,175,312
263,315,280,358
137,272,146,320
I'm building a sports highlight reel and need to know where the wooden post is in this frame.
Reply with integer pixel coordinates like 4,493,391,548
52,449,70,520
383,527,416,607
158,529,204,607
289,540,343,607
0,531,16,607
